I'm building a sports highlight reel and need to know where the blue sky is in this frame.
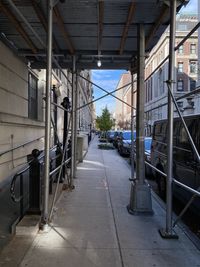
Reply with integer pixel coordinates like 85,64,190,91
92,70,127,116
179,0,197,14
92,0,197,116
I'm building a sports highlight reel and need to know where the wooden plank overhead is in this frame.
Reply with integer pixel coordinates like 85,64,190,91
53,5,75,55
0,0,187,69
31,0,60,52
97,1,104,55
119,1,136,55
0,1,37,54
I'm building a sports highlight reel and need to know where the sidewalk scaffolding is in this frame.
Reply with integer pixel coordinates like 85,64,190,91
0,137,199,267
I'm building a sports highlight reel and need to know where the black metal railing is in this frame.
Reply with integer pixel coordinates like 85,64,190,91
10,145,71,220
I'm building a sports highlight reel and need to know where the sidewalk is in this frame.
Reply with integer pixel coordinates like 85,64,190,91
0,136,200,267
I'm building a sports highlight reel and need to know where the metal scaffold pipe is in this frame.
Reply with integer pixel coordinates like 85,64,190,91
70,56,76,186
77,73,134,109
136,24,145,186
41,0,53,230
130,72,135,180
74,71,78,175
127,24,153,215
159,0,178,239
76,81,136,111
6,0,72,87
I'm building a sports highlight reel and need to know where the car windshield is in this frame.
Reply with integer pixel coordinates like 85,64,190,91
122,132,131,140
145,138,152,150
108,131,115,136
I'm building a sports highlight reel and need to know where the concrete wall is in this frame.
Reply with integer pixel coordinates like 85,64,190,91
0,42,94,185
0,41,94,237
0,42,45,183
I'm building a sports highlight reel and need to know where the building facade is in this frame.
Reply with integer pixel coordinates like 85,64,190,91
0,40,94,186
115,72,136,130
145,14,198,134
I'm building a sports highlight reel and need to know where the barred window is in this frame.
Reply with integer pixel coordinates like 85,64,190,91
178,62,183,73
177,79,184,91
190,61,197,74
178,45,183,54
190,44,196,55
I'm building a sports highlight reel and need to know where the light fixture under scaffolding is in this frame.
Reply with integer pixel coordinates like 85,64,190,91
97,59,101,67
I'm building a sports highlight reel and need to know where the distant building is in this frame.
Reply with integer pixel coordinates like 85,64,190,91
145,14,198,134
115,72,136,130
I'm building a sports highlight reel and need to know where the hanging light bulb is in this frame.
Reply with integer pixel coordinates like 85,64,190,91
97,59,101,67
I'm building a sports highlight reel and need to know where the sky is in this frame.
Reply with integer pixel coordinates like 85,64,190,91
91,70,127,116
179,0,197,14
92,0,198,117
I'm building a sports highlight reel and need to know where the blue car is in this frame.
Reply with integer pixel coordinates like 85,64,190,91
118,131,136,156
132,137,152,177
106,130,115,143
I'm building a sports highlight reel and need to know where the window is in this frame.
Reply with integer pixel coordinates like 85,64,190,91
154,122,167,142
28,73,38,120
158,106,162,120
177,79,184,91
178,119,197,150
147,79,152,102
190,61,197,74
177,24,187,31
190,79,196,91
178,62,183,73
145,83,148,103
158,68,164,94
190,44,196,55
178,45,183,54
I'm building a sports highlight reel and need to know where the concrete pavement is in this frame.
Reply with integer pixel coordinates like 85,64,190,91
0,136,200,267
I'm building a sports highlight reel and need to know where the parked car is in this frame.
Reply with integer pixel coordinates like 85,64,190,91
144,137,152,177
132,137,152,177
106,130,115,143
151,115,200,214
113,131,122,148
118,130,136,156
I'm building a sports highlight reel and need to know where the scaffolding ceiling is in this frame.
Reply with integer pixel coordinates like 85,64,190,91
0,0,187,70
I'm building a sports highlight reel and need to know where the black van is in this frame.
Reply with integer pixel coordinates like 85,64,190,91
151,114,200,213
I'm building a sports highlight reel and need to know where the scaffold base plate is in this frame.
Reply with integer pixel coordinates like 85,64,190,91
159,228,179,239
127,180,153,215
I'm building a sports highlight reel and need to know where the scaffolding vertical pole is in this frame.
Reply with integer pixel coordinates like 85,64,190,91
127,24,153,215
130,71,135,180
70,56,76,186
41,0,53,229
74,71,78,171
159,0,178,239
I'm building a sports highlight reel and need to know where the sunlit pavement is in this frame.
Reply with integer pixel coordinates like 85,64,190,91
0,136,200,267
